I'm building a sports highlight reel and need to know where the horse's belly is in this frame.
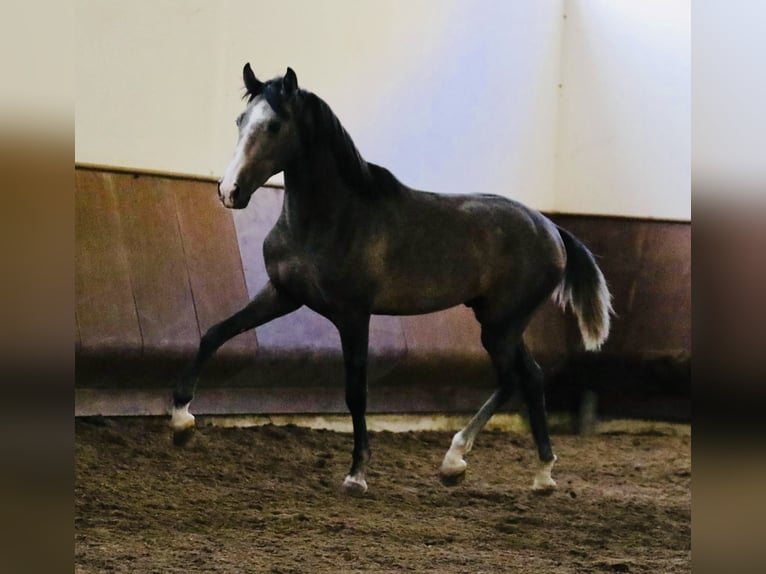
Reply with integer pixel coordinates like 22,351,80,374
371,294,469,316
370,268,482,315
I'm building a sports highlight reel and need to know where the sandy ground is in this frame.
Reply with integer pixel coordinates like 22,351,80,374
75,418,690,573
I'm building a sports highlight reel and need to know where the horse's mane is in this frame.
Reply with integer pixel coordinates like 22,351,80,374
246,76,401,197
301,91,401,197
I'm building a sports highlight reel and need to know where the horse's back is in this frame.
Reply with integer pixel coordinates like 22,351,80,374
392,189,564,270
366,189,565,317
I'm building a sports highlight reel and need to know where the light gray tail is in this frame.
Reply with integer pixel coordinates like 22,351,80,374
553,227,613,351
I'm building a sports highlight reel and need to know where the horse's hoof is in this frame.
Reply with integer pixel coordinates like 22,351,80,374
170,403,195,447
439,453,468,486
439,470,466,486
172,426,195,447
342,474,368,496
531,454,557,494
531,477,556,495
170,403,195,426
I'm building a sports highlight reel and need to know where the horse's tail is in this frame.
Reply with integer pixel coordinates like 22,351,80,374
553,227,613,351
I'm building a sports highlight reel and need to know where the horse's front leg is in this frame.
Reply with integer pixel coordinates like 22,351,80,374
336,315,371,495
171,281,300,443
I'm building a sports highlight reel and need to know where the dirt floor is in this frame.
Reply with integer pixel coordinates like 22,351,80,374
75,418,690,573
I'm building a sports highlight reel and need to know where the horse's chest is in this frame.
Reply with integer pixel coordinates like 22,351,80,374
264,240,364,310
266,250,318,294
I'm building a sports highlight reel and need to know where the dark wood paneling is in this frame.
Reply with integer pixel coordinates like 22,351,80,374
230,186,283,294
116,173,199,355
621,223,691,355
75,170,141,355
524,300,569,362
400,307,485,361
75,167,691,419
172,179,258,357
550,215,691,357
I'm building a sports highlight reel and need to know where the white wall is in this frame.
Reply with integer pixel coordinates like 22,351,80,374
555,0,690,220
76,1,217,175
76,1,690,219
76,0,563,211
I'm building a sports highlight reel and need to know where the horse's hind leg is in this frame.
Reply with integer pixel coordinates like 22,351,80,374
439,321,521,485
171,282,299,443
439,386,516,485
439,322,558,492
516,343,557,493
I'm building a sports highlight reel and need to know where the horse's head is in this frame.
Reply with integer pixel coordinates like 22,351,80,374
218,64,302,209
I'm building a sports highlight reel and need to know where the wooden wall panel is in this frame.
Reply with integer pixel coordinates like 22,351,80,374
400,307,484,360
620,224,691,355
76,167,690,420
116,174,200,355
550,215,691,358
75,170,141,354
551,216,641,353
524,300,569,361
172,179,258,356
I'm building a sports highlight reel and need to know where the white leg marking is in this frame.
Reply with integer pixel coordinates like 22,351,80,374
342,472,368,495
440,431,470,476
532,454,558,492
170,403,195,432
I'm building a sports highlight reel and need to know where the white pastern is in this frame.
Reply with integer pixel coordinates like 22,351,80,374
440,431,469,476
342,473,368,495
170,403,195,432
532,454,558,492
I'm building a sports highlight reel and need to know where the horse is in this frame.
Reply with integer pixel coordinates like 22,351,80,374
171,64,612,495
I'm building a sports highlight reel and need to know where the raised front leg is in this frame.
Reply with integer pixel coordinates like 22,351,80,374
336,316,371,495
171,282,300,441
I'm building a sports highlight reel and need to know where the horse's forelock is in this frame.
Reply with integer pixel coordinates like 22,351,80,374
242,77,290,116
264,79,291,117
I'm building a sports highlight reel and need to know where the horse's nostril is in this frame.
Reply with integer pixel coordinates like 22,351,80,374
231,183,240,201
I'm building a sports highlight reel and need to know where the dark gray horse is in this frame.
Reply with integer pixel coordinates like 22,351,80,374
172,65,612,495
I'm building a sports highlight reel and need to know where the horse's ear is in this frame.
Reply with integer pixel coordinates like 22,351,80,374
243,63,263,98
283,67,298,97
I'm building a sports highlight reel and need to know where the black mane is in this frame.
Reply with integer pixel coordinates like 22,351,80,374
302,92,401,197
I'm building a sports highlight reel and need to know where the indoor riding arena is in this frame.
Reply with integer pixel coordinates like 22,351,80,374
76,2,691,573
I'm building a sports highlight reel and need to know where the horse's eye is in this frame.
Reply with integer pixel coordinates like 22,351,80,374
235,114,245,128
267,121,281,134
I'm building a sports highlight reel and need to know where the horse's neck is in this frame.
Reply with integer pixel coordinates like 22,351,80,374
282,151,356,233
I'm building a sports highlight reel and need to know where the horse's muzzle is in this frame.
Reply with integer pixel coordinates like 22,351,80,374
217,180,243,209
